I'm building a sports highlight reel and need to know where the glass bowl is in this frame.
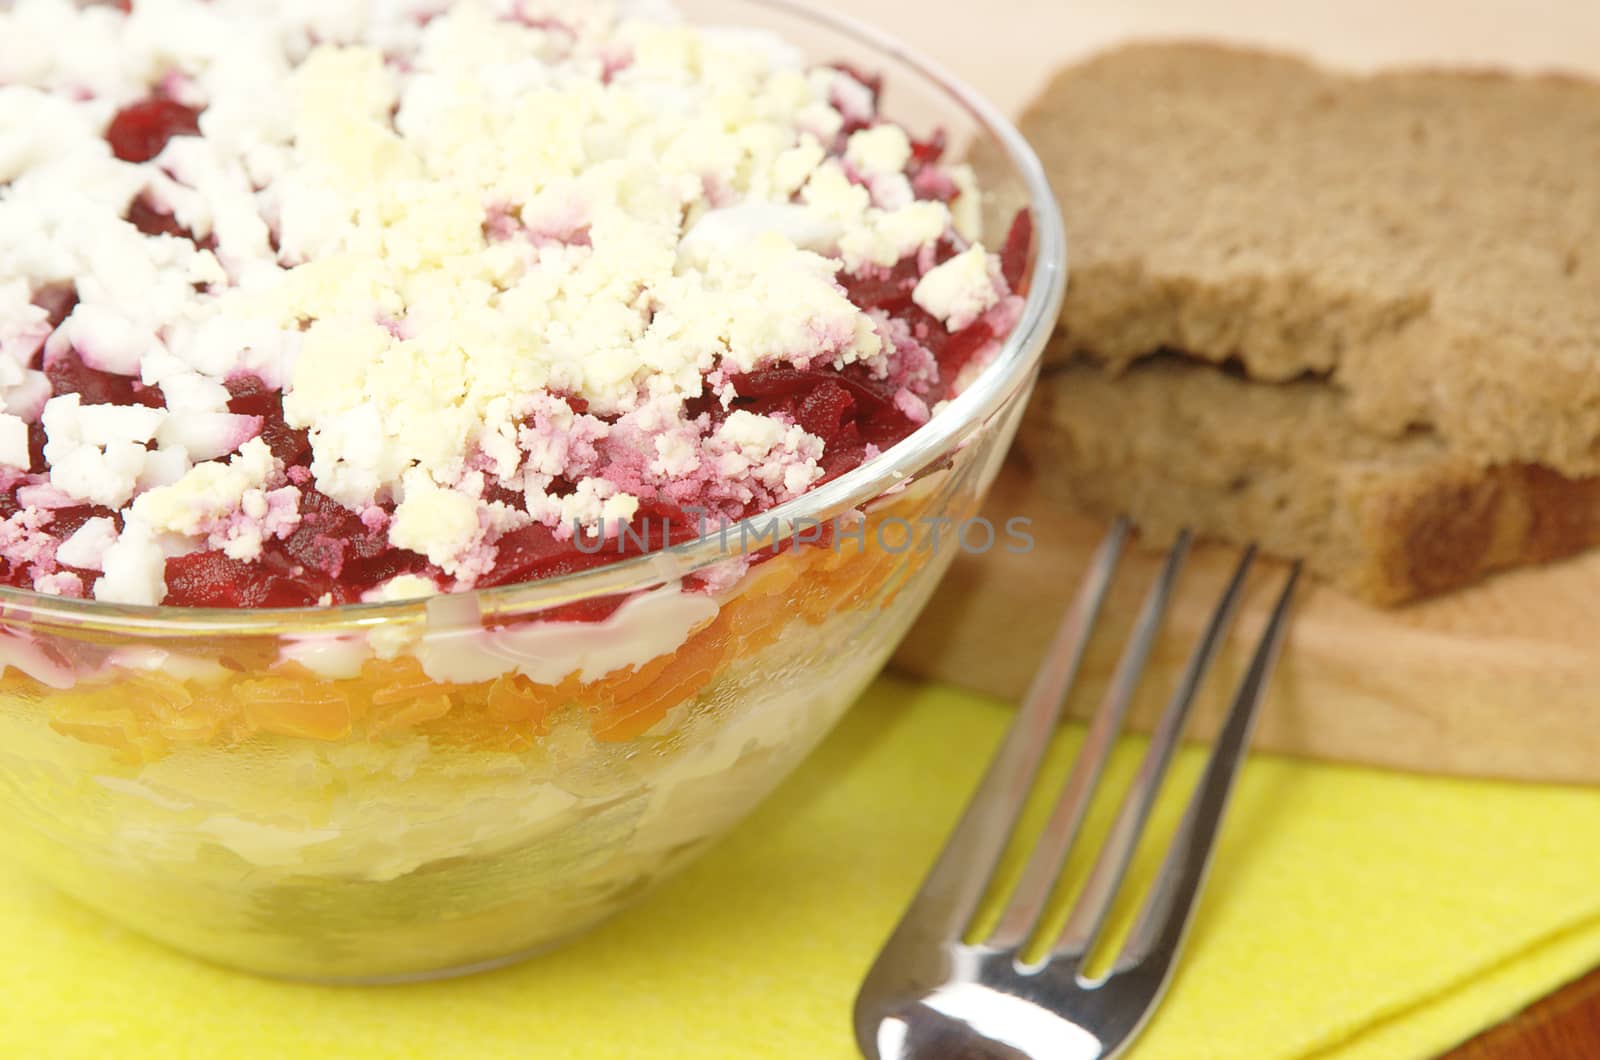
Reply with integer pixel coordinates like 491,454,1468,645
0,0,1066,982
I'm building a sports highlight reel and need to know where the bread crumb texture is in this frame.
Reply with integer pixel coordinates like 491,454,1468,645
1022,43,1600,475
1017,44,1600,603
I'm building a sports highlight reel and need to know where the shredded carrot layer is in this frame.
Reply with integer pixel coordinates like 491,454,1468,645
13,492,955,762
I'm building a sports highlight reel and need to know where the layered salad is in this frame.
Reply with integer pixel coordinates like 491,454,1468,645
0,0,1031,976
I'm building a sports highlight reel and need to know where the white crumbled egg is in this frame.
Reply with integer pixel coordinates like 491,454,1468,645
913,245,1004,331
55,515,118,571
0,0,1010,603
678,204,842,266
845,125,911,177
132,437,277,535
367,572,442,603
564,479,640,534
803,159,953,271
651,432,698,478
712,410,825,498
127,437,286,567
643,231,882,376
41,394,163,508
0,412,28,469
94,518,172,605
840,200,951,272
0,278,51,368
388,470,484,574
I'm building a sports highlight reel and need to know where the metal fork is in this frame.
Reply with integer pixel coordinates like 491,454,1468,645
854,519,1300,1060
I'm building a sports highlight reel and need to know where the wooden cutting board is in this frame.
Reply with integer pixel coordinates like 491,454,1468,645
893,462,1600,783
838,0,1600,787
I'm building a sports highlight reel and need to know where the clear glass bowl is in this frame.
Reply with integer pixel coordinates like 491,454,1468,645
0,0,1066,982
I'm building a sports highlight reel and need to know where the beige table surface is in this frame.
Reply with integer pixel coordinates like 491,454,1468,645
816,0,1599,118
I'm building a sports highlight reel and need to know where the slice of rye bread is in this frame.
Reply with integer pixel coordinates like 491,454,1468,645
1018,355,1600,605
1018,43,1600,477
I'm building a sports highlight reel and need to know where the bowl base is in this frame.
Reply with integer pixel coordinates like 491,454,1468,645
265,927,599,986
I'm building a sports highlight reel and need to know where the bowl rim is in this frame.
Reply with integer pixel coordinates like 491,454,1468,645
0,0,1067,636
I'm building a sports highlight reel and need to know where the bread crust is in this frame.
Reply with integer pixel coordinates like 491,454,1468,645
1020,359,1600,604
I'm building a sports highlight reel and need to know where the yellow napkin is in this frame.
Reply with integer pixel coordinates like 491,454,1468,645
2,676,1597,1059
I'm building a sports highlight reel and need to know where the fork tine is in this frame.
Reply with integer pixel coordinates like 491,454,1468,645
884,519,1129,946
1111,562,1301,978
1048,545,1257,969
986,530,1193,951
